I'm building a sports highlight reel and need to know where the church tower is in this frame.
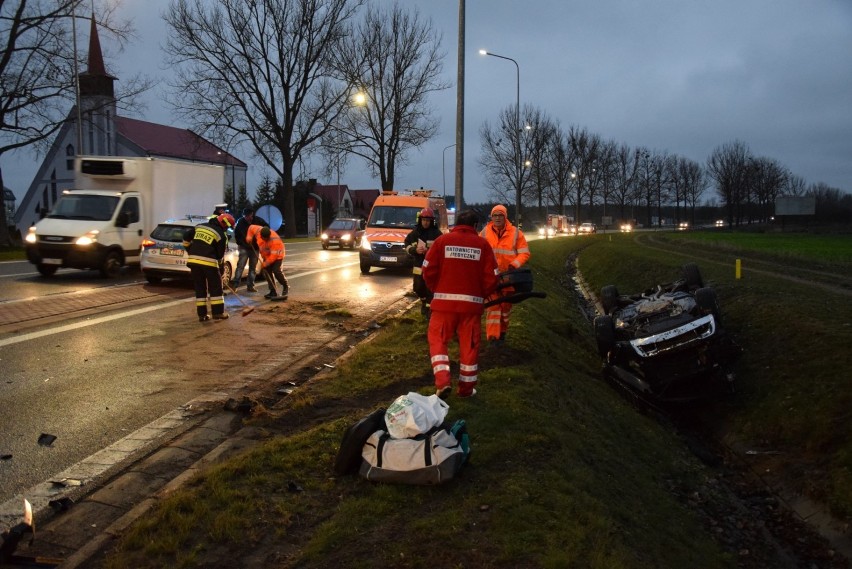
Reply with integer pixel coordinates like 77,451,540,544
76,14,117,156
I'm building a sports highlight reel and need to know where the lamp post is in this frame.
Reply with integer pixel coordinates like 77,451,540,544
479,49,521,228
442,144,456,202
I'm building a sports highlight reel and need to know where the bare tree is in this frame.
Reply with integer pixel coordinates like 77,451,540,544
610,143,639,223
519,107,555,220
541,121,577,219
332,3,448,191
0,0,135,245
707,140,752,226
163,0,363,238
478,106,519,209
567,126,601,223
785,173,808,196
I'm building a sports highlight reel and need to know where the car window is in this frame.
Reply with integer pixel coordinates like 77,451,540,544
368,206,420,228
329,220,355,230
151,224,191,242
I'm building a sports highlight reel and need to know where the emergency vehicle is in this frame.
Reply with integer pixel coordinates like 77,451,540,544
359,189,448,274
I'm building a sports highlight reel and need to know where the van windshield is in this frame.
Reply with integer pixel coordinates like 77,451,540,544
368,206,421,229
48,194,119,221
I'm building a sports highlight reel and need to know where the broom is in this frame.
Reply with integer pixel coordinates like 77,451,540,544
225,283,256,316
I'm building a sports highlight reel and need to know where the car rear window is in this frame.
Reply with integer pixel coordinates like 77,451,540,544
151,224,191,242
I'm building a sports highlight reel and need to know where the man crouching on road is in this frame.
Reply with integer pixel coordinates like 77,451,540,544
422,210,499,399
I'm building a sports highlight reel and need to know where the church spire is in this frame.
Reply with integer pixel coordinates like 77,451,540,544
86,11,109,77
79,12,116,97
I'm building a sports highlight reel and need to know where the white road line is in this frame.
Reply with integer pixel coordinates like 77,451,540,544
0,260,361,348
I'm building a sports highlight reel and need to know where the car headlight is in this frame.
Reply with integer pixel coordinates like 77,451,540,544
25,227,37,244
75,230,100,246
341,233,351,241
360,235,371,250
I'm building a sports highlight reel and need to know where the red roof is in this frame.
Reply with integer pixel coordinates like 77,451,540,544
114,116,244,166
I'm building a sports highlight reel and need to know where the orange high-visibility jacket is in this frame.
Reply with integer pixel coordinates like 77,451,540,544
252,229,285,267
480,220,530,272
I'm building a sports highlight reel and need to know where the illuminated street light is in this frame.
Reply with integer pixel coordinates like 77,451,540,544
479,49,522,228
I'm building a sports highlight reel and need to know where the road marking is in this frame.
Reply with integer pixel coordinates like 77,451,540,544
0,261,362,348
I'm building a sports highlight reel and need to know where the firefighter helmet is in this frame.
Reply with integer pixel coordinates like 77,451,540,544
217,213,236,229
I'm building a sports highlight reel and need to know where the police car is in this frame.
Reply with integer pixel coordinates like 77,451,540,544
140,215,245,287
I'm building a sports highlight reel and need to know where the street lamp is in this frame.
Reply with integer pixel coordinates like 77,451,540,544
442,144,456,201
479,49,522,228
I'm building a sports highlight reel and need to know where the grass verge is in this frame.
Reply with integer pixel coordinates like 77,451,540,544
98,230,852,567
102,237,741,569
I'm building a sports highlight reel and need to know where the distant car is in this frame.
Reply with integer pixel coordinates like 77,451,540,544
620,222,633,233
578,222,596,234
715,219,725,227
678,221,689,231
593,263,741,402
538,225,557,237
140,216,246,287
321,217,365,250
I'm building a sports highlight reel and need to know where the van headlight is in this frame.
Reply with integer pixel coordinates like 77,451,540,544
25,227,37,244
360,235,371,250
75,229,100,246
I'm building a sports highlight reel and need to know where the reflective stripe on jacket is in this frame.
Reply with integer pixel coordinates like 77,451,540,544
186,220,227,268
255,230,285,267
480,221,530,272
422,225,499,315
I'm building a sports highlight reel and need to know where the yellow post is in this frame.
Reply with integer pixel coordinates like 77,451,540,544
735,258,742,279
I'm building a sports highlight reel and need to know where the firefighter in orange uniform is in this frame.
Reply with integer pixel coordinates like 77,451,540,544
422,210,499,398
480,204,530,346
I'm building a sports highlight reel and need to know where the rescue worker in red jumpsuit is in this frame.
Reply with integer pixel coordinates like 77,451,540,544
184,213,235,321
480,204,530,347
422,210,499,399
404,208,444,320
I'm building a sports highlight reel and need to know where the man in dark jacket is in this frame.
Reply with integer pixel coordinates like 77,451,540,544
230,207,268,292
184,213,235,321
404,208,444,319
422,210,499,398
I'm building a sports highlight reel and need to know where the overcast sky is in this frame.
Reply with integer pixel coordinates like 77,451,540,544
4,0,851,206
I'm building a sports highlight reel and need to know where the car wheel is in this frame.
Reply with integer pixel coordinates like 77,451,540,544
601,285,620,315
100,251,122,278
322,243,329,250
360,260,371,274
594,315,616,359
221,263,233,289
681,263,703,289
36,263,58,277
145,275,163,285
695,287,721,322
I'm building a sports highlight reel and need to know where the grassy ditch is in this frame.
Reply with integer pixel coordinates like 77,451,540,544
578,231,852,521
102,237,748,569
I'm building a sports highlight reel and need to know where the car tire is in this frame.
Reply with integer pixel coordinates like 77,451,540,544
601,285,620,315
145,275,163,285
695,287,721,322
681,263,703,289
349,240,357,250
594,315,616,359
36,263,58,277
100,251,122,278
322,243,329,250
360,260,371,274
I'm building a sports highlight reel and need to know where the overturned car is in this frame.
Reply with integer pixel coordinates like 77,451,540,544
593,263,741,402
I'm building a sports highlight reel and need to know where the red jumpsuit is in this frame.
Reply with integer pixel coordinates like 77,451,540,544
422,225,499,396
